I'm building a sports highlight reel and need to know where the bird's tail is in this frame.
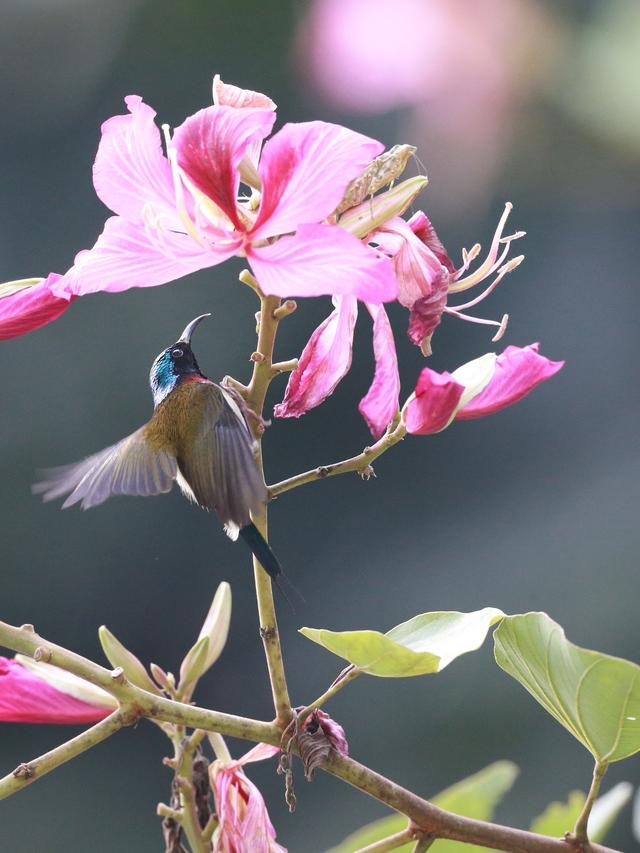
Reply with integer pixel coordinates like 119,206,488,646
239,522,303,610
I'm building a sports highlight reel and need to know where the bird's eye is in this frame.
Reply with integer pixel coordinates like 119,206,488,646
171,347,184,358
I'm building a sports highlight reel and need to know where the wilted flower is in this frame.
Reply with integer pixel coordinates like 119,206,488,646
0,274,75,340
210,742,285,853
403,343,564,435
274,295,399,439
0,655,117,724
51,76,396,306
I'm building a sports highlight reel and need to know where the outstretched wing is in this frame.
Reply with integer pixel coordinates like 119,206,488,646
33,428,177,509
177,385,266,535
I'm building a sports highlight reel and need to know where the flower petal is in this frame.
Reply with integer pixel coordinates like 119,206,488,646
0,274,74,340
274,295,358,418
93,96,177,224
57,216,235,296
248,223,397,302
252,121,384,239
174,106,276,229
358,303,400,438
0,656,115,724
456,343,564,420
212,74,277,111
406,211,456,274
403,368,465,435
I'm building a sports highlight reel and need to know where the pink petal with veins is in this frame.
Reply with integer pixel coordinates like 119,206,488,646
359,303,400,437
249,223,397,302
456,343,564,420
174,106,276,230
406,211,456,273
404,368,465,435
55,216,233,296
0,274,75,340
213,75,277,111
274,295,358,418
213,764,286,853
252,121,383,240
0,657,112,724
93,96,177,224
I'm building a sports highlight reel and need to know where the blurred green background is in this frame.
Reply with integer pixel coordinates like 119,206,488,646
1,0,639,849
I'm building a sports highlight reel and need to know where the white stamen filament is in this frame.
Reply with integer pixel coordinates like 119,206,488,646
161,123,208,249
445,306,509,339
452,202,514,291
449,255,524,311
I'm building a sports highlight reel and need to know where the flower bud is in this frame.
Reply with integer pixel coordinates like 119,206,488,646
98,626,160,694
338,175,428,239
178,636,210,696
197,581,232,674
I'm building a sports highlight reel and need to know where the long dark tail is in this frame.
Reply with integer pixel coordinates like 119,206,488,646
239,522,282,579
239,522,303,610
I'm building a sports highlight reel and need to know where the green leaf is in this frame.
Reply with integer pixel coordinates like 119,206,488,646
494,612,640,763
300,608,504,678
324,761,518,853
530,783,632,842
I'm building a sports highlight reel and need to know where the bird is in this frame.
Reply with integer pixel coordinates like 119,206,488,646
33,314,284,583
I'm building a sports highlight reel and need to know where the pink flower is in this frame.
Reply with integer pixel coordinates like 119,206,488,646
0,655,117,724
403,344,564,435
0,274,75,340
371,203,524,356
53,78,397,305
274,296,400,438
210,743,285,853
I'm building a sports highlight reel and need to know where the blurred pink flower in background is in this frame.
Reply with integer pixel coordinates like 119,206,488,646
296,0,562,218
0,655,116,724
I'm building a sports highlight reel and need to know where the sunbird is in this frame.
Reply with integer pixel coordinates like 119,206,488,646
33,314,282,582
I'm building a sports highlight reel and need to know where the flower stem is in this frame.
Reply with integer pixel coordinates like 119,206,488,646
269,415,406,497
571,760,608,845
243,275,293,726
298,665,360,724
0,708,132,800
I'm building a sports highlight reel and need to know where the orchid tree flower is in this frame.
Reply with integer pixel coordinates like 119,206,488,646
48,77,397,306
0,275,75,340
0,655,117,724
273,295,400,439
209,741,286,853
370,203,525,356
403,343,564,435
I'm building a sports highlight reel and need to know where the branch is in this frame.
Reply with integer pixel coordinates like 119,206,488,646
269,416,406,498
570,760,608,846
0,620,279,746
242,272,293,726
0,621,622,851
0,708,130,800
298,665,360,725
355,827,415,852
323,752,620,853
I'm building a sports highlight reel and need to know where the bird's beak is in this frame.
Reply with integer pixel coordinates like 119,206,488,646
178,313,211,345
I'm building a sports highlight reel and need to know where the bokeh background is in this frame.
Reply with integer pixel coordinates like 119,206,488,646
1,0,639,849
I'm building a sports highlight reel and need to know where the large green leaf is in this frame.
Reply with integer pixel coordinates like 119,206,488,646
300,608,504,677
494,613,640,763
530,783,632,842
325,762,518,853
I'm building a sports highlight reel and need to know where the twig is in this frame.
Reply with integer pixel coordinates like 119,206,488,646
570,760,608,847
0,708,131,799
298,665,360,725
269,416,406,498
354,826,414,852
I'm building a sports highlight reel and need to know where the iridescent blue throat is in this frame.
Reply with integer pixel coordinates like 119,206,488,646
150,350,178,407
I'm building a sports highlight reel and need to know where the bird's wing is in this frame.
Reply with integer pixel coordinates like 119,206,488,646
33,428,177,509
177,384,266,535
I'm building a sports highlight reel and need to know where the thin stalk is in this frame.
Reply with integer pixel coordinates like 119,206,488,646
0,708,131,799
269,415,406,498
572,760,608,844
172,728,209,853
355,827,414,852
298,665,360,725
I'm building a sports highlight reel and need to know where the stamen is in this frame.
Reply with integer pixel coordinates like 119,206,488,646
445,306,509,339
458,243,481,275
448,255,524,311
452,202,514,291
161,123,207,248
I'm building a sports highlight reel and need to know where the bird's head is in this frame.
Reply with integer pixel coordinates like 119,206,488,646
149,313,210,406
